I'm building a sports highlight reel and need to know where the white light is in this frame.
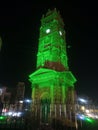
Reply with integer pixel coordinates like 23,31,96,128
8,112,13,116
13,112,17,116
59,31,62,35
17,112,22,117
25,99,32,103
85,109,89,113
77,114,85,120
46,29,50,33
78,98,87,103
19,100,23,103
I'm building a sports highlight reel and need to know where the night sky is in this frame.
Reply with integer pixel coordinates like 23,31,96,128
0,1,98,100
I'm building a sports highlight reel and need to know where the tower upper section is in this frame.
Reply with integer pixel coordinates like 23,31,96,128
37,8,69,71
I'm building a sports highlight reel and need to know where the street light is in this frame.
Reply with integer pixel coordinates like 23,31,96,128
78,98,88,104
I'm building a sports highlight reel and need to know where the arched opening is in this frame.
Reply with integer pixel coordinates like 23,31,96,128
40,92,51,123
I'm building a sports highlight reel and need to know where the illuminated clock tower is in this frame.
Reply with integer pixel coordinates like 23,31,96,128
29,8,77,124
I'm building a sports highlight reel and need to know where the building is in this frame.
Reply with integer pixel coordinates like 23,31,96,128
0,86,11,104
29,8,77,126
16,82,25,101
15,82,25,111
0,86,11,114
0,82,25,115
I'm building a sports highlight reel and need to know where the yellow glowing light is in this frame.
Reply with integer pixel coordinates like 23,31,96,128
81,106,85,111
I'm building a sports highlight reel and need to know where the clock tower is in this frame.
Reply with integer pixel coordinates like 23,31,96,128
29,8,77,125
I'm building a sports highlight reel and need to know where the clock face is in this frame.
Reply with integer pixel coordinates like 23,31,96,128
46,29,51,33
59,31,62,36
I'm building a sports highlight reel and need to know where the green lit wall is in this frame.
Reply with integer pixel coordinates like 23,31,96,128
29,9,77,110
37,9,68,71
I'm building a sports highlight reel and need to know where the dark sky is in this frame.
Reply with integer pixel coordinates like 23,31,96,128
0,1,98,100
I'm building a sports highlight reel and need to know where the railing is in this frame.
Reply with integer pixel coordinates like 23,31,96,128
0,117,25,129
